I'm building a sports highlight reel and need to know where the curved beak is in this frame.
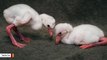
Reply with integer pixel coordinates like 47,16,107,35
48,27,53,37
55,34,61,45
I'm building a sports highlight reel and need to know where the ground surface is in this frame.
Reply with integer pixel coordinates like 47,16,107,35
0,0,107,60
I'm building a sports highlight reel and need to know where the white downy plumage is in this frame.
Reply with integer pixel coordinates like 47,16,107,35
3,4,55,48
4,4,55,30
55,23,107,49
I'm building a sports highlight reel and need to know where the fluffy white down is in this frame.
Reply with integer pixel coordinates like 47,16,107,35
40,13,55,28
3,4,55,30
55,23,104,45
55,23,73,35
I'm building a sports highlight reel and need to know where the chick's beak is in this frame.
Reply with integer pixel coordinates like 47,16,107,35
48,27,53,37
55,34,61,45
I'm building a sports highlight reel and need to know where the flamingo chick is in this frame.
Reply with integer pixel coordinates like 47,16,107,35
55,23,107,49
3,4,55,48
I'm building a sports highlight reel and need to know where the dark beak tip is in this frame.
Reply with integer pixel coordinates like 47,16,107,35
50,35,53,38
49,36,53,39
55,42,59,45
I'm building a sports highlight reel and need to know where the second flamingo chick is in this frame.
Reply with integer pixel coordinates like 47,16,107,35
55,23,107,49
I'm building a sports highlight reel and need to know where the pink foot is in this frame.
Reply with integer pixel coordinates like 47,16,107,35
14,42,26,48
80,44,93,49
21,37,31,43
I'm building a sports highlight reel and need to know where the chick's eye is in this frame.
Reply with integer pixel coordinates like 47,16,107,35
47,25,50,27
59,32,62,35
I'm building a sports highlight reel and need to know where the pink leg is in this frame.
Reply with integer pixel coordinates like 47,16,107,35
6,24,26,48
13,26,31,43
80,37,107,49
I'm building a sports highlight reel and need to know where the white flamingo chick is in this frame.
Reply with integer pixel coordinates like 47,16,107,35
55,23,107,49
3,4,55,48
